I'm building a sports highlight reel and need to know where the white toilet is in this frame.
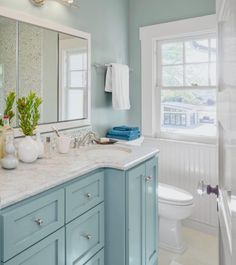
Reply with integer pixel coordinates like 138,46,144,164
158,183,194,253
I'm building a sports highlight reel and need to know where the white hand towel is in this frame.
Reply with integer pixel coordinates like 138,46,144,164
105,63,130,110
105,65,112,92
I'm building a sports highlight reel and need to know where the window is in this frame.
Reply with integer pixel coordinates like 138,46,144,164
64,50,88,120
158,35,217,138
59,36,89,122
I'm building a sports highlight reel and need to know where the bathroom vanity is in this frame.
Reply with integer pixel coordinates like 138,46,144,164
0,6,159,265
0,144,159,265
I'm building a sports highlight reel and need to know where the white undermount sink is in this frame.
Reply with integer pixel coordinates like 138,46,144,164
79,145,132,161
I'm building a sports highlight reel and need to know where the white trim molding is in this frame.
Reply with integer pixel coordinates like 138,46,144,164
0,6,91,136
139,15,217,141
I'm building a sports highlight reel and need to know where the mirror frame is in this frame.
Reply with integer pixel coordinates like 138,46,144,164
0,6,91,137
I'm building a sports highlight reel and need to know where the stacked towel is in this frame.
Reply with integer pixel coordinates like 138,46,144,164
106,126,140,141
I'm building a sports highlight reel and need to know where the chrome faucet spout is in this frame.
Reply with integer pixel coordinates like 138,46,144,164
76,131,97,147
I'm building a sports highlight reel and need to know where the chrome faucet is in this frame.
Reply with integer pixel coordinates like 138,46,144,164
73,131,97,148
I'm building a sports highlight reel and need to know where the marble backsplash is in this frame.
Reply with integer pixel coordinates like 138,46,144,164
14,125,93,150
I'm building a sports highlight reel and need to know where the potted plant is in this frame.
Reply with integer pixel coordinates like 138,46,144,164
17,91,42,163
0,91,16,126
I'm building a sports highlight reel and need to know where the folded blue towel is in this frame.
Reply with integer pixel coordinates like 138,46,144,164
113,125,140,132
107,134,140,141
107,129,140,138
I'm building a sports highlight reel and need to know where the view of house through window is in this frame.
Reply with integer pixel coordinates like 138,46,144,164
158,35,217,138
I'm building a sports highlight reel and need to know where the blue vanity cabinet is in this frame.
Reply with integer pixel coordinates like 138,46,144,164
105,156,158,265
0,169,104,265
0,156,157,265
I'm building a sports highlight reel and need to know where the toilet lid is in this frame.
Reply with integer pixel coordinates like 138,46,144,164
158,183,194,206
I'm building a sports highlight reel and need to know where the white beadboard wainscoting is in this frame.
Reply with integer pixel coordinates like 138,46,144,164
149,138,219,234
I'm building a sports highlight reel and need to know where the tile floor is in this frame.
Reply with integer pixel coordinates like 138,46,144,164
158,227,218,265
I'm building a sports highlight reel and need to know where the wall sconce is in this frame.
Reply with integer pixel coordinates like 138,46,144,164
30,0,79,8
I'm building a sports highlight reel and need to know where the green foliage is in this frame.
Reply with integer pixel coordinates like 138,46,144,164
0,91,16,126
17,91,42,136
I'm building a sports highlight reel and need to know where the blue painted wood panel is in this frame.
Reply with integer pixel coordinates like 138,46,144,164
145,157,158,265
126,163,146,265
84,249,104,265
104,169,126,265
66,170,104,222
4,228,65,265
66,203,104,265
1,189,64,262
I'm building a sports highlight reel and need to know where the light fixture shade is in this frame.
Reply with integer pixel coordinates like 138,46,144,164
30,0,46,6
30,0,78,7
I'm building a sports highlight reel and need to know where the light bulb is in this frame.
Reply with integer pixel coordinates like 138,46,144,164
62,0,74,3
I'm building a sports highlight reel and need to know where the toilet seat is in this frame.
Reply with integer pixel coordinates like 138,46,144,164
158,183,194,206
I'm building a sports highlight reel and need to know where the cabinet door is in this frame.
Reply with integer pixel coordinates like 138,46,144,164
4,228,65,265
127,163,146,265
145,157,158,265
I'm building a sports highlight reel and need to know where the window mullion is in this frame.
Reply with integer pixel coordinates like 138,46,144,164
208,38,211,86
183,41,186,87
161,86,217,90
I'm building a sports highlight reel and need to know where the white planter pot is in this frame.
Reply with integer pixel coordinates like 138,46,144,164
18,136,39,163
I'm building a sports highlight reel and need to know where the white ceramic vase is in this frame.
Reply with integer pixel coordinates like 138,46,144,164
18,136,39,163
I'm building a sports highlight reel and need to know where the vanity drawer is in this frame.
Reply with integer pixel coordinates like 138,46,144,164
84,249,104,265
1,189,64,261
66,203,104,265
66,170,104,222
4,228,65,265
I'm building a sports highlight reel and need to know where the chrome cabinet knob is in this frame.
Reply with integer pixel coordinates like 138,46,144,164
145,176,152,182
86,192,92,198
34,218,44,226
83,234,92,240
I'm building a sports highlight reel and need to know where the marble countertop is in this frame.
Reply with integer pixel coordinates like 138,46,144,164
0,141,159,209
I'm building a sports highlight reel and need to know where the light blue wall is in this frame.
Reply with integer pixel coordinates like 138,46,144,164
128,0,216,127
0,0,216,134
0,0,129,136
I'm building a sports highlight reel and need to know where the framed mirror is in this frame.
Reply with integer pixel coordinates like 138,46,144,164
0,16,17,127
0,7,91,135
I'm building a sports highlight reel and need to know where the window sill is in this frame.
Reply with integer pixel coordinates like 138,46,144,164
157,132,218,145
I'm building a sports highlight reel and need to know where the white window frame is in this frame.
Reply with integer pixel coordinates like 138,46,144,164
140,15,217,144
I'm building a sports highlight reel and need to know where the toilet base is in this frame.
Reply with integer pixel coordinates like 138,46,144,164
159,217,187,254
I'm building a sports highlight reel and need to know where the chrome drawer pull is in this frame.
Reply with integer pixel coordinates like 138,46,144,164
34,218,44,226
86,192,92,198
83,234,92,240
145,176,152,182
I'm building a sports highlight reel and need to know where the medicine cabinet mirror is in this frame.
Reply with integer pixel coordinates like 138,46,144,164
0,11,91,131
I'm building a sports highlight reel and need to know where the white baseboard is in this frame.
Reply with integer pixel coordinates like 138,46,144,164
183,218,218,236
